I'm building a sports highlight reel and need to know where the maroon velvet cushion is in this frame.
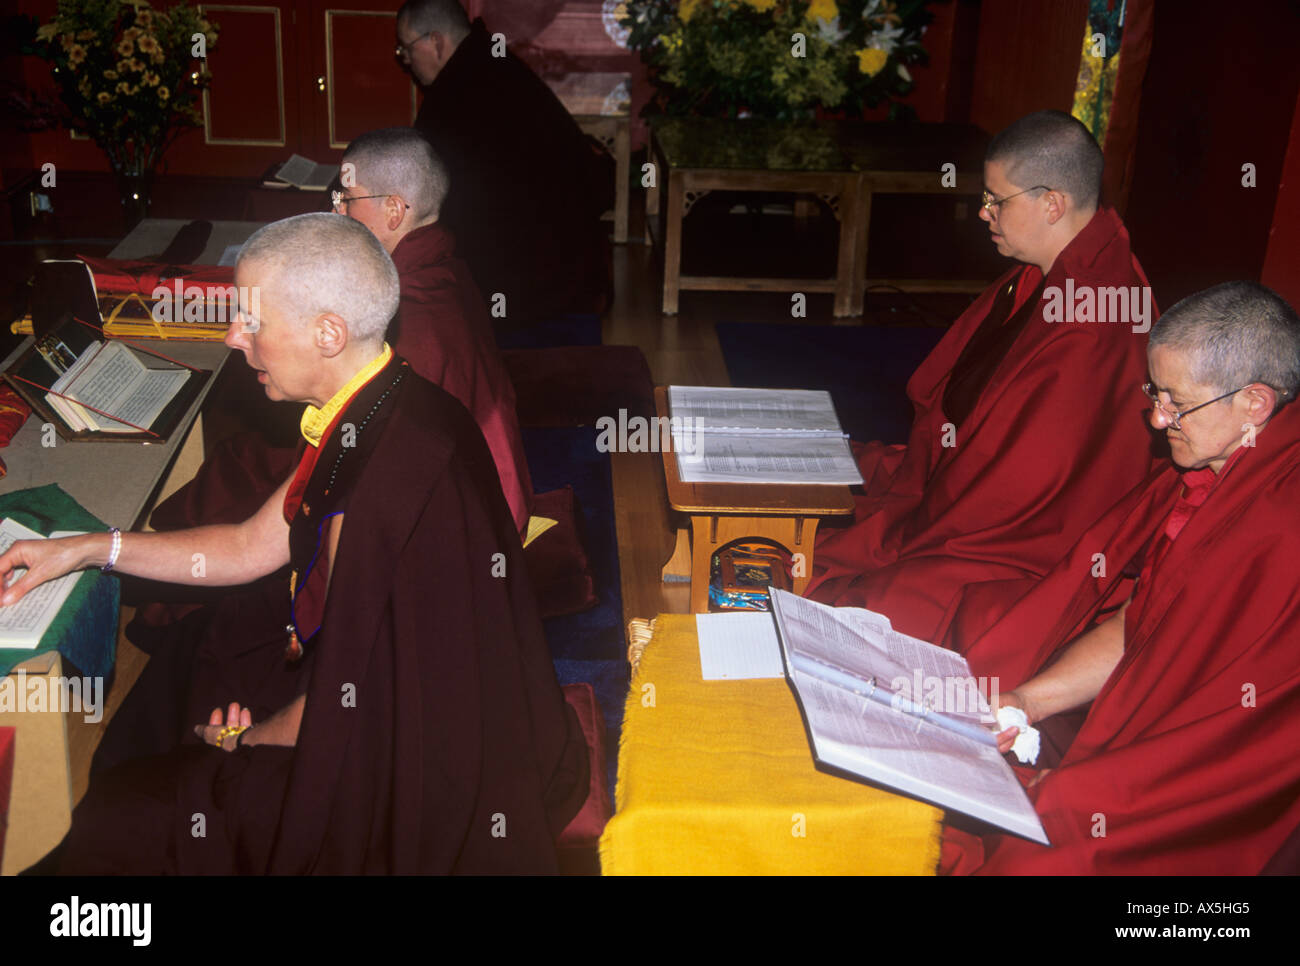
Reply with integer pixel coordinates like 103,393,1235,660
525,485,597,618
557,682,611,848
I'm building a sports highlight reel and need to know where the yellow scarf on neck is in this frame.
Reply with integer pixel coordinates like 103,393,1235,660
299,343,392,447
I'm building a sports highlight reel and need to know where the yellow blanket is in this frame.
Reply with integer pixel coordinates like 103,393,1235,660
600,614,941,874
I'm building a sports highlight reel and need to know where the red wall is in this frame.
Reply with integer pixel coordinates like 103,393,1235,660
1122,0,1300,307
1261,83,1300,311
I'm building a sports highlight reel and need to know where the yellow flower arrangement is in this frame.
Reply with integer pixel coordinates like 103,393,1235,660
621,0,931,120
33,0,217,201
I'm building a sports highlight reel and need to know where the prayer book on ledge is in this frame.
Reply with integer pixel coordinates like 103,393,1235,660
0,519,84,649
263,153,337,191
666,385,864,485
768,588,1050,844
3,261,210,442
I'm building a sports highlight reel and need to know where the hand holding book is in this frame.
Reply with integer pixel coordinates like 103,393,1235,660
0,530,107,608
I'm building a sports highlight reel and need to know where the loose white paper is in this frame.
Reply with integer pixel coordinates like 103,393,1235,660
696,612,784,680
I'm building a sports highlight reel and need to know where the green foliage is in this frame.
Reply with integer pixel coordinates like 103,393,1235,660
620,0,934,120
33,0,218,171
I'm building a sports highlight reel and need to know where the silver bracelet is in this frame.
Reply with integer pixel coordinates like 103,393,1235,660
102,527,122,573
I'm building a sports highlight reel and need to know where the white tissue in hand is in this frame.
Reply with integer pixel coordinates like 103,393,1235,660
996,706,1041,765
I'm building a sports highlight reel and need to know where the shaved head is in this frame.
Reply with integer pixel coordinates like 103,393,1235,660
237,213,399,346
343,127,449,222
986,110,1104,211
397,0,470,42
1150,281,1300,408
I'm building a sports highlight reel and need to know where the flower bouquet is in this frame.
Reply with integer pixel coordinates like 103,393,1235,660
32,0,218,224
620,0,935,120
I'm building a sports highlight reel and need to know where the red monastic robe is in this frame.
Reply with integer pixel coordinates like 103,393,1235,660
390,223,533,534
944,401,1300,874
807,207,1158,644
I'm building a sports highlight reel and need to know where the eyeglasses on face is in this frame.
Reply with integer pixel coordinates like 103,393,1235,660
331,191,410,214
981,185,1054,213
395,32,430,60
1142,382,1246,431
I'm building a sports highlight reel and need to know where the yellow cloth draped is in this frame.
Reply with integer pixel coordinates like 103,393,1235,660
299,344,392,446
600,614,942,875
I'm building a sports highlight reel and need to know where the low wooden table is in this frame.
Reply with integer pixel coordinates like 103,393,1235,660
645,118,990,316
836,121,989,308
655,388,855,612
647,118,860,316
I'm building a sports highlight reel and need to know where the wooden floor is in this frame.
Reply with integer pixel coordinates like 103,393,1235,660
57,204,976,814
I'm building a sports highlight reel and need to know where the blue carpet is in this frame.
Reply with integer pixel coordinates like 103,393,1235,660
494,313,602,350
715,323,946,444
522,425,626,796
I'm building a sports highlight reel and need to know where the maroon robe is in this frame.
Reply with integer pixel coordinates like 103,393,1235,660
807,207,1158,644
61,359,587,873
941,400,1300,874
390,222,533,534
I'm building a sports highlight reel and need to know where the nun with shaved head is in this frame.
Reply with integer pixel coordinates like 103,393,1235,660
946,281,1300,874
807,109,1159,655
336,126,534,536
2,212,588,874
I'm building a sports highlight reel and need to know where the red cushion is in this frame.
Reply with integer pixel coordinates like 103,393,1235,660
525,486,597,618
557,683,611,848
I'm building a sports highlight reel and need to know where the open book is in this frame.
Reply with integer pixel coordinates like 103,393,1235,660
768,588,1049,844
667,385,864,485
46,340,189,433
264,154,337,191
4,259,209,441
0,519,85,649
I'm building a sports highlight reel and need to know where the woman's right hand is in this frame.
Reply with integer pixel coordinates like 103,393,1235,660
0,533,108,606
991,689,1030,756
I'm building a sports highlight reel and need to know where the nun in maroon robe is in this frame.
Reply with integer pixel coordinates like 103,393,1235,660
940,398,1300,874
60,356,587,873
807,207,1159,644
